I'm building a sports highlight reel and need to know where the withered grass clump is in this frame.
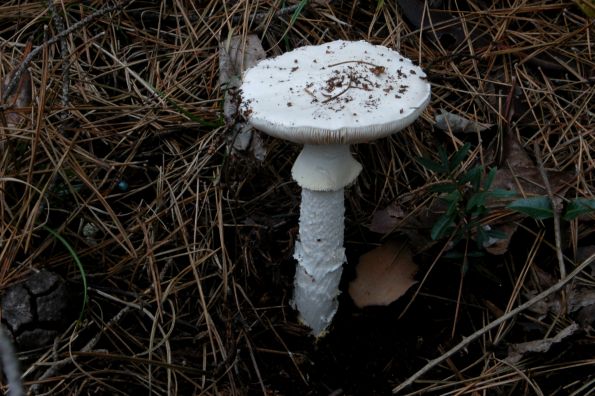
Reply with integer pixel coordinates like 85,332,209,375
0,1,593,395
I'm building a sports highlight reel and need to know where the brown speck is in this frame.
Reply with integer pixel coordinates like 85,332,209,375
287,102,292,107
410,69,416,75
369,65,385,76
291,66,299,72
400,108,404,114
294,59,298,63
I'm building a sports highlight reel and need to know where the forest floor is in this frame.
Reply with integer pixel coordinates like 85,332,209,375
0,1,594,395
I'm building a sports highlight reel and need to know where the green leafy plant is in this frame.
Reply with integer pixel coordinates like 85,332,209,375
418,143,514,249
507,196,595,221
418,144,516,336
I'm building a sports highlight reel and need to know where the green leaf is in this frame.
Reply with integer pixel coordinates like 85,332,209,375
475,226,488,247
443,250,465,259
431,214,455,240
486,229,507,240
489,188,517,198
446,197,460,216
444,250,484,259
417,156,446,173
430,183,457,193
563,198,595,221
466,191,487,212
483,167,497,190
442,189,461,207
507,196,554,220
459,165,482,190
438,146,449,169
449,143,471,171
289,0,309,27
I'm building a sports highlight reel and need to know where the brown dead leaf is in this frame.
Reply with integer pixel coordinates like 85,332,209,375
368,203,406,234
1,42,33,127
492,133,574,200
348,239,418,308
483,223,518,255
490,133,573,200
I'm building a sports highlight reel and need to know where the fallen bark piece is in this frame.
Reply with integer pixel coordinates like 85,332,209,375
435,109,492,133
505,323,579,364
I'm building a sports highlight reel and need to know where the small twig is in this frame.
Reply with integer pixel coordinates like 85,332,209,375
533,142,566,279
0,324,24,396
321,82,353,103
321,73,355,103
29,306,133,394
327,60,383,68
1,0,131,104
47,0,70,110
231,4,302,26
392,252,595,394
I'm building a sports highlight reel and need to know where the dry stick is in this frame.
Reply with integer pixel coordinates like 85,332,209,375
0,324,24,396
46,0,70,109
533,142,566,279
28,306,132,394
231,3,301,25
392,252,595,394
30,274,176,392
1,0,131,104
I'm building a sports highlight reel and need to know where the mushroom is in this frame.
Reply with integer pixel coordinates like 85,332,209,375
240,40,431,336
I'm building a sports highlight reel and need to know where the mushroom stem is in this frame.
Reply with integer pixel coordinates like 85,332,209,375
290,144,362,336
292,188,346,336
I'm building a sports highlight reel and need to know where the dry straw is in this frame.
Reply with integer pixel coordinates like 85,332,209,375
0,0,593,394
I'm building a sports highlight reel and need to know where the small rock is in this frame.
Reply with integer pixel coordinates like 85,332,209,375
1,269,71,349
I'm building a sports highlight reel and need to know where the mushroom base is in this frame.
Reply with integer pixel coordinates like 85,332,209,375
292,188,346,336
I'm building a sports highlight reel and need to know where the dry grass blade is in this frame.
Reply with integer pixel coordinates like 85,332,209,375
0,0,593,395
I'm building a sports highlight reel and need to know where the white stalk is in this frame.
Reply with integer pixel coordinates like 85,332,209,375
289,144,362,336
292,188,345,336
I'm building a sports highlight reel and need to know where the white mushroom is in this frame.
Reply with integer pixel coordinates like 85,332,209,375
240,40,431,336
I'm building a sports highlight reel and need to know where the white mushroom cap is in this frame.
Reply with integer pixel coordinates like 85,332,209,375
240,40,431,145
